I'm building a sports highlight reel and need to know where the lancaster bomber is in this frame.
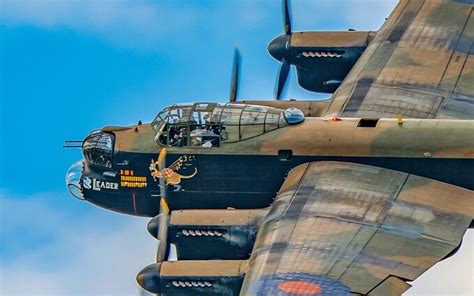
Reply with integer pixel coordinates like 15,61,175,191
66,0,474,295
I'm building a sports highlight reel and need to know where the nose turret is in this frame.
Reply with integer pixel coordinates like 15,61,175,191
66,160,84,200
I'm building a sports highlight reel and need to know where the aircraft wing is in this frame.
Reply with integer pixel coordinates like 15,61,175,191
240,161,473,295
324,0,474,119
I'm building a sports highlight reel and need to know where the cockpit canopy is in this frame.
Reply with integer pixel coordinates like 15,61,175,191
151,102,304,147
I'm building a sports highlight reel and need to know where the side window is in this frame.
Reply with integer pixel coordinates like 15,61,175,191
210,107,224,123
158,124,190,147
157,106,194,147
265,112,281,132
190,128,220,148
240,108,265,139
169,125,188,147
189,105,220,148
221,107,242,142
167,108,181,124
158,124,169,146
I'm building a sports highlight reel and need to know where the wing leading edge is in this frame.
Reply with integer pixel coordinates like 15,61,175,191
241,162,473,295
324,0,474,119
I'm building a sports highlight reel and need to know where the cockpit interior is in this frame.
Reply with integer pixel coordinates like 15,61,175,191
151,103,304,148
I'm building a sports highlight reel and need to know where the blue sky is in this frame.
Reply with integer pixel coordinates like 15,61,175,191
0,1,472,295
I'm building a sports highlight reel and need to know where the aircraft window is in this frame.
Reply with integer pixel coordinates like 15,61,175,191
210,107,224,123
168,108,180,123
169,126,188,147
221,105,243,125
152,105,194,129
82,132,114,168
152,108,169,132
241,108,266,125
157,125,188,147
243,105,268,112
240,107,266,139
193,103,214,111
220,106,243,142
191,110,210,126
156,124,168,146
190,129,220,148
157,109,168,121
168,106,192,124
265,112,282,132
152,103,299,146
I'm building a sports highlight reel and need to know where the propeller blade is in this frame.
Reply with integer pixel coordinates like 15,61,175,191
275,60,290,100
156,148,170,262
283,0,292,34
157,147,167,171
269,0,292,100
156,212,169,261
229,46,241,103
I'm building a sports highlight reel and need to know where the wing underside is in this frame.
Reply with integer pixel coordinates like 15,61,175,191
324,0,474,119
241,162,473,295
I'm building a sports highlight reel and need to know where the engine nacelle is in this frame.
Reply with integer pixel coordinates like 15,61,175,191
137,260,247,295
269,31,377,93
148,209,267,260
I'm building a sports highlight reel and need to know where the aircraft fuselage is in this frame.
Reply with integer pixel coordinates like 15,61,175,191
70,116,474,217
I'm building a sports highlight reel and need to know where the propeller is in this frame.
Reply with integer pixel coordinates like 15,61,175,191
138,149,169,294
276,60,290,100
155,148,170,262
268,0,293,100
283,0,292,34
229,46,241,103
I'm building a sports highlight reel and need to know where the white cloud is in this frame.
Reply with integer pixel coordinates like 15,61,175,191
0,192,155,295
405,230,474,296
0,0,198,50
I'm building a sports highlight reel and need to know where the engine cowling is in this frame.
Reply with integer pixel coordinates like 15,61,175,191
268,31,377,93
147,209,267,260
137,260,247,295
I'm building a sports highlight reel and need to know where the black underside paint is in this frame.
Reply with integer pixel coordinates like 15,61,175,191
83,152,474,218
